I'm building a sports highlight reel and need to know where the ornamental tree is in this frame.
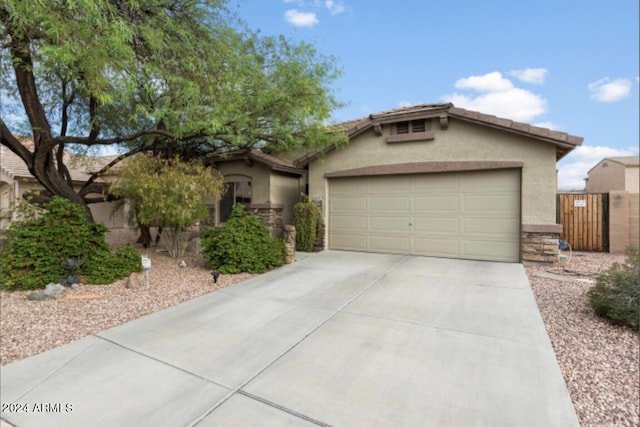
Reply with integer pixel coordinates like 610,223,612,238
109,154,225,257
0,0,343,219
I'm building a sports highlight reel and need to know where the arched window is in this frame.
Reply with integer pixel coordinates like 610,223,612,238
219,177,252,223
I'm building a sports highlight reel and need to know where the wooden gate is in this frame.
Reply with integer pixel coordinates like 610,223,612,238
556,193,609,251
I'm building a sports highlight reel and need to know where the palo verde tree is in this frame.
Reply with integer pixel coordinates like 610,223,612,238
109,154,225,257
0,0,343,220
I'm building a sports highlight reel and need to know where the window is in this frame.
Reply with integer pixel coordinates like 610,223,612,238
219,181,252,223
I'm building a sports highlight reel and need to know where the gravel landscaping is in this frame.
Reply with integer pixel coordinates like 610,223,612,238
1,229,638,425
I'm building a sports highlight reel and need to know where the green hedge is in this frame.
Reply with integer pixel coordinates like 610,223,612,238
201,204,285,274
0,197,141,290
293,195,322,252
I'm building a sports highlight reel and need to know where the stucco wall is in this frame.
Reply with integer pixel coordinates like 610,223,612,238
624,167,639,193
586,161,626,193
270,173,303,225
609,191,640,253
308,118,558,226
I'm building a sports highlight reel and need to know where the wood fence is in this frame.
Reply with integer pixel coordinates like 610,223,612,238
557,193,609,251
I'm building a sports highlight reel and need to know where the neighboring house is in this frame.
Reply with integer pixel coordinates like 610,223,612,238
585,156,639,253
585,156,639,193
296,103,582,263
0,141,129,230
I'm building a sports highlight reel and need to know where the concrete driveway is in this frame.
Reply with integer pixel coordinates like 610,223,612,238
1,251,578,427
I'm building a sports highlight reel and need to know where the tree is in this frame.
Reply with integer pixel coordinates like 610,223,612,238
109,154,225,257
0,0,343,219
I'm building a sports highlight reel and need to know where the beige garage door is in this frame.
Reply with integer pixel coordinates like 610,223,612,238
328,170,521,262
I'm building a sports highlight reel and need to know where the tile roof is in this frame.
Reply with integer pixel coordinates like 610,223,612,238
1,140,115,183
604,156,639,167
296,103,583,165
205,149,305,175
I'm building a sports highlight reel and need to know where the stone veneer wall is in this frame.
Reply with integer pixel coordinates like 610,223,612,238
248,203,284,238
521,224,562,263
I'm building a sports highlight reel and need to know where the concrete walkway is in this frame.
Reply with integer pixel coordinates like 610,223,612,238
0,251,579,426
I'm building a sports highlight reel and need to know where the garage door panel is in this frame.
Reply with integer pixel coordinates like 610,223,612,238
329,170,521,262
413,237,460,257
463,218,520,235
369,235,410,253
412,216,459,233
331,196,366,211
463,240,520,261
331,215,367,231
369,196,410,211
413,196,459,212
464,194,519,212
330,234,367,251
413,174,460,192
368,178,410,193
461,173,519,191
370,216,410,232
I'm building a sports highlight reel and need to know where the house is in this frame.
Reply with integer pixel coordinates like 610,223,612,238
0,141,130,230
585,156,639,193
298,103,583,263
585,156,639,253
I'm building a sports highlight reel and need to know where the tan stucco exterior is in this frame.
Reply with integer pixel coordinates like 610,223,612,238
308,118,558,227
586,158,639,193
213,159,303,226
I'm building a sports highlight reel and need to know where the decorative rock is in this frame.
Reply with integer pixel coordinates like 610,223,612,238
27,292,55,301
125,273,138,289
43,283,65,296
178,260,187,268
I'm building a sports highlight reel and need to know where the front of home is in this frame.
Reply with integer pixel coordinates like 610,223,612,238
297,104,582,263
3,103,583,263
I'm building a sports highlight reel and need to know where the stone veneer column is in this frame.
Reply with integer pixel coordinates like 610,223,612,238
521,224,562,263
247,203,284,238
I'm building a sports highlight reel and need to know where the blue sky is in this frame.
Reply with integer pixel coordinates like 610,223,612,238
235,0,639,189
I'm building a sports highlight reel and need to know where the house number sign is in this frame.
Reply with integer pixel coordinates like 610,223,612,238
574,200,587,208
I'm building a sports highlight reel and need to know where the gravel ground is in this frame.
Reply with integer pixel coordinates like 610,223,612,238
1,231,638,426
527,251,639,427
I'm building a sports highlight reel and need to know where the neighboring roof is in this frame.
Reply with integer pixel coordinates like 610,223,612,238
295,103,583,165
205,149,305,176
1,139,114,183
587,156,640,175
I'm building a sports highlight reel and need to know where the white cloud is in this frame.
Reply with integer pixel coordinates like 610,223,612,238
325,0,345,15
557,145,640,190
443,71,548,122
454,71,513,92
509,68,548,85
532,121,558,130
443,88,547,122
284,9,319,27
588,78,632,102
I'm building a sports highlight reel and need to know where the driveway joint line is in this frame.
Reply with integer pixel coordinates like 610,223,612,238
189,255,410,426
93,334,232,390
236,390,333,427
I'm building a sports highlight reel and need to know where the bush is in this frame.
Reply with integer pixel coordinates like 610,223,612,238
293,194,322,252
0,197,141,290
201,204,285,274
588,246,640,328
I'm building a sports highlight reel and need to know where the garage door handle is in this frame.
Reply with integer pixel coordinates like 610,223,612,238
408,222,413,226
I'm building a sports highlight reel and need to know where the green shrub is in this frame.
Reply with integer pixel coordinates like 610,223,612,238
588,246,640,328
293,194,322,252
201,204,285,274
0,197,141,290
83,244,142,284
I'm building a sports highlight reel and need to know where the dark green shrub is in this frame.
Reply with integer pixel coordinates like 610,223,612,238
588,246,640,328
0,197,141,290
293,194,322,252
83,244,142,284
201,204,285,274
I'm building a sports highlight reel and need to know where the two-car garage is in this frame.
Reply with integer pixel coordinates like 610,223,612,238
328,169,521,262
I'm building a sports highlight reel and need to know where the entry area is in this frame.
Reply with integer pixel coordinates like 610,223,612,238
328,169,521,262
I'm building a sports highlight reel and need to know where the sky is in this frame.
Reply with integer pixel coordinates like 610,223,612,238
234,0,639,190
